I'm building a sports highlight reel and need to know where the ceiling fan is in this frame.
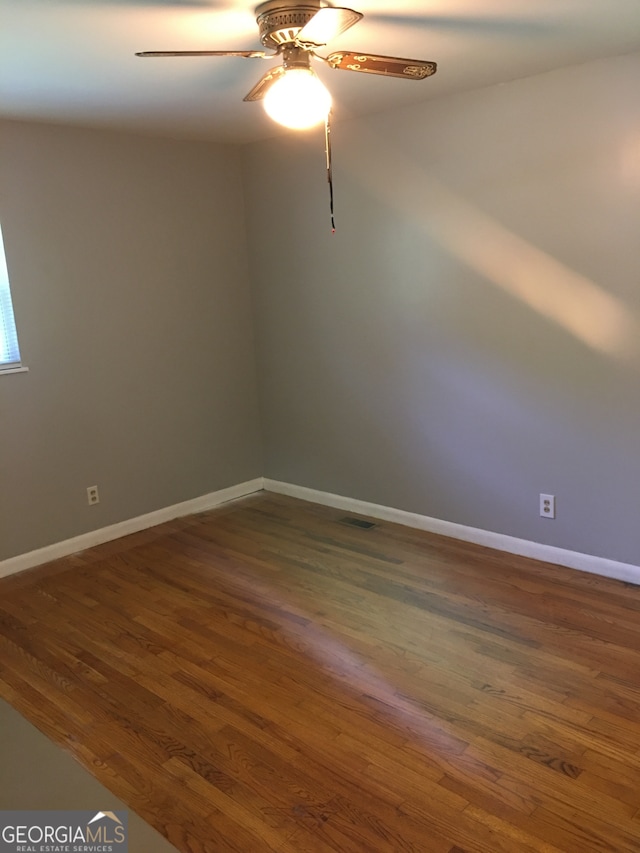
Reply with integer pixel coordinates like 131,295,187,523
136,2,437,230
136,0,438,130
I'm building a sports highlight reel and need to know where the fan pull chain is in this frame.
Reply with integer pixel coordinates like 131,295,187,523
325,111,335,233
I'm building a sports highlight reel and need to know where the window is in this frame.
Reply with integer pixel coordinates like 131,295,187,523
0,223,23,372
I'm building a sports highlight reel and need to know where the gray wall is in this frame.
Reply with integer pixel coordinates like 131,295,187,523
0,120,262,561
243,52,640,566
2,52,639,569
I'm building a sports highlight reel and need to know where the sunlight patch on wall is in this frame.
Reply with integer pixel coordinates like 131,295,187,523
343,141,639,363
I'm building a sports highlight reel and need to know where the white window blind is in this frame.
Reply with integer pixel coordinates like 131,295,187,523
0,223,22,371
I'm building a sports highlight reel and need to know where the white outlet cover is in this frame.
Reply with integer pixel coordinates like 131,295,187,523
540,493,556,519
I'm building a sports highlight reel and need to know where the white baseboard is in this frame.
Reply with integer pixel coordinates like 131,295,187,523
264,479,640,586
0,478,264,580
4,475,638,587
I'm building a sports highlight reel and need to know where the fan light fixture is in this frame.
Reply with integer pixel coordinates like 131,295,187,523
263,67,331,129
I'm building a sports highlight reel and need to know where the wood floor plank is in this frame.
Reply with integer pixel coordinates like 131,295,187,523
1,492,640,851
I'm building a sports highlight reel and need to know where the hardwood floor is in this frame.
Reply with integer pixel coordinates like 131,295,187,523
1,492,640,852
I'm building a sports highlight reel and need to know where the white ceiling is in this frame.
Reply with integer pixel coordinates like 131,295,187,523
1,0,640,144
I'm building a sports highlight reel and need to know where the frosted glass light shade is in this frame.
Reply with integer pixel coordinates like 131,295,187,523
263,68,332,130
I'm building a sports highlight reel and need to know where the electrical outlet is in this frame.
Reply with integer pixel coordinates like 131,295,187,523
540,493,555,519
87,485,100,506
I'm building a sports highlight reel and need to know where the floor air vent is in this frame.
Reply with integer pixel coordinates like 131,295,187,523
339,517,377,530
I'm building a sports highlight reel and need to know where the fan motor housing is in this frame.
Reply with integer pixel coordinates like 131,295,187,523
255,0,327,48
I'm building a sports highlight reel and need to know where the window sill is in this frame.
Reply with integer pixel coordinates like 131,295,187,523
0,365,29,376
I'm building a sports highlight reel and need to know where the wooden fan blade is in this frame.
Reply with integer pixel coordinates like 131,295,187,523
296,7,363,47
135,50,270,58
243,65,285,101
326,52,437,79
